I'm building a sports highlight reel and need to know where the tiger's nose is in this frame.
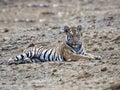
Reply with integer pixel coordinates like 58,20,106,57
73,36,77,42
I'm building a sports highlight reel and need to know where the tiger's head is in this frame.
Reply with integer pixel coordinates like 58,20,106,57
63,25,82,51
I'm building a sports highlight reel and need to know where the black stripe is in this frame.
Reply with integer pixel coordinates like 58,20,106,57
29,51,32,57
43,50,48,60
39,52,42,59
63,57,66,61
48,49,53,61
81,50,85,55
52,52,55,61
54,53,57,61
21,55,24,60
26,53,29,57
15,56,19,61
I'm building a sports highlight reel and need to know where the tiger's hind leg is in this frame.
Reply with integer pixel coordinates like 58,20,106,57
7,52,33,65
7,57,32,65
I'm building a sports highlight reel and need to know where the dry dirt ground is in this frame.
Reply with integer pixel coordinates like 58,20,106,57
0,0,120,90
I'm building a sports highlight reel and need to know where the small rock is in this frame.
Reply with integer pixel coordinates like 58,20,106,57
52,69,57,72
9,41,17,45
10,82,16,85
53,4,59,8
25,74,31,78
50,26,60,29
102,48,107,51
41,12,55,15
27,43,35,48
58,78,65,85
112,62,117,65
39,19,46,22
0,28,9,33
0,68,6,71
110,54,119,59
11,66,19,70
12,77,17,81
58,40,62,43
93,32,98,37
99,33,107,38
94,80,100,84
77,71,90,79
4,28,9,32
101,67,107,72
111,35,120,41
67,74,75,79
109,82,120,90
2,82,6,85
41,34,46,37
0,47,2,51
108,47,114,50
3,37,11,41
57,12,64,17
92,45,99,51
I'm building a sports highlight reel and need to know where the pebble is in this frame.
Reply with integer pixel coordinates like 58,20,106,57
57,12,64,17
108,47,114,50
27,43,35,48
2,82,6,85
110,54,119,59
108,82,120,90
0,68,6,71
92,45,99,51
93,32,98,37
111,35,120,41
41,12,55,15
39,19,46,22
77,71,90,79
0,28,9,33
102,47,107,51
41,34,46,37
101,67,107,72
50,26,60,29
67,74,75,80
52,69,57,72
94,80,100,84
53,4,59,8
99,33,107,39
3,37,11,41
25,74,31,78
9,41,17,45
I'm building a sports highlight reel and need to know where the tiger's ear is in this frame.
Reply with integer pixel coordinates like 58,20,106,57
77,25,82,32
63,26,70,33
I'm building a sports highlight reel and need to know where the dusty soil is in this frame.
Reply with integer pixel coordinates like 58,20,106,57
0,0,120,90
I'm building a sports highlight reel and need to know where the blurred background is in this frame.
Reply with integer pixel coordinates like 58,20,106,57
0,0,120,90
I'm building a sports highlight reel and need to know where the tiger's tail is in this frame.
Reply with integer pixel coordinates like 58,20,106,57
7,52,34,65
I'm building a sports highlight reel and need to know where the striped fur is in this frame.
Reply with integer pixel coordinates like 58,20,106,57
7,25,101,65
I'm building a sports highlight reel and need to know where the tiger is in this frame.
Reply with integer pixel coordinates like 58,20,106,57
7,25,101,65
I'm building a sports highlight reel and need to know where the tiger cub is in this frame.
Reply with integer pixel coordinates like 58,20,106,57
7,25,101,65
